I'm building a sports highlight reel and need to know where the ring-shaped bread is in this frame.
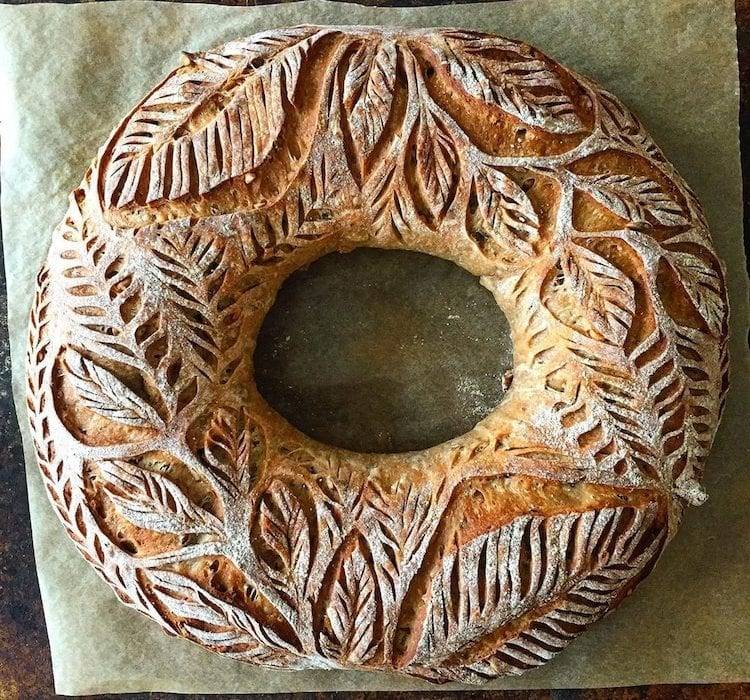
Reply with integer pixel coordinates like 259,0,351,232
27,26,728,682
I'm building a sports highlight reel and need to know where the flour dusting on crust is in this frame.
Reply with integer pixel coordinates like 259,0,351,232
26,26,728,683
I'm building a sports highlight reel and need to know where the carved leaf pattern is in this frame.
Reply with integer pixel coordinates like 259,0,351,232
596,88,666,161
572,173,687,226
588,379,660,480
565,243,634,343
147,569,299,662
344,41,398,160
558,327,677,484
100,459,223,536
674,325,728,465
467,166,539,260
299,69,357,217
52,194,216,422
456,516,662,681
148,225,247,383
128,309,204,419
310,459,368,548
414,505,663,671
407,106,460,228
439,32,584,134
234,184,331,267
663,251,725,335
365,483,434,602
322,544,380,664
368,159,410,242
629,329,689,468
259,482,311,592
204,408,262,495
104,28,318,209
66,349,163,428
31,27,728,683
56,192,145,350
27,268,52,411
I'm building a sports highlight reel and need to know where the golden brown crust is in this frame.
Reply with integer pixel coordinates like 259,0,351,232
26,26,728,683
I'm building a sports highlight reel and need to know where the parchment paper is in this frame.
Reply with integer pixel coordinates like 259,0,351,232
1,0,747,694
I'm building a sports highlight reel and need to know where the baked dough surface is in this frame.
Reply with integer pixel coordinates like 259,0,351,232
27,26,728,682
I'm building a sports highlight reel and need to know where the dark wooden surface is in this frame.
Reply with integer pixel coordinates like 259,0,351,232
1,0,749,698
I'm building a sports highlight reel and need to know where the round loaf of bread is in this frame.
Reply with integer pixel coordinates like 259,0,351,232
27,26,729,682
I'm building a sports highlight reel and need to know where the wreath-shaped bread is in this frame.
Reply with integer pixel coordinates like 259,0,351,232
27,26,728,683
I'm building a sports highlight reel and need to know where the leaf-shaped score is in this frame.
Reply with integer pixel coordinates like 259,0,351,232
365,483,434,601
407,107,460,228
322,544,380,664
148,225,228,382
204,407,263,495
343,41,397,161
439,34,584,134
103,28,318,211
467,166,539,261
571,172,688,226
664,250,725,335
673,324,727,469
259,483,311,587
546,243,635,345
596,89,665,162
412,505,663,671
147,568,300,660
588,379,660,480
66,349,164,429
100,459,224,536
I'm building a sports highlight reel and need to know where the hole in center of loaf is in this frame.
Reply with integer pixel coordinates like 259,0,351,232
253,248,513,454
